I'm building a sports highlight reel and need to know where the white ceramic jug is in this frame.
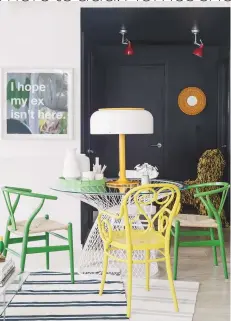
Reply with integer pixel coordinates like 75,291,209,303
77,154,90,174
62,148,81,179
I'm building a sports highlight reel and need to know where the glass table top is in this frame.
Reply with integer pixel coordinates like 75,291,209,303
51,178,186,195
0,271,29,317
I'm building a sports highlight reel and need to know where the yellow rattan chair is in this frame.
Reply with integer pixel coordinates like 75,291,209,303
97,183,181,318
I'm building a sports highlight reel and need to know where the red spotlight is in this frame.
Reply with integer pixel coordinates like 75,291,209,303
124,41,134,56
193,44,204,58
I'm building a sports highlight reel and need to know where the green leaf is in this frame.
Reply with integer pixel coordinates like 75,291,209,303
7,77,31,109
7,79,15,101
22,77,30,102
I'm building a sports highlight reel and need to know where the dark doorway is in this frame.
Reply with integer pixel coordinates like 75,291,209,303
81,8,230,245
218,57,230,223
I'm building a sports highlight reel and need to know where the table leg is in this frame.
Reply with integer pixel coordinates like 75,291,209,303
78,211,159,278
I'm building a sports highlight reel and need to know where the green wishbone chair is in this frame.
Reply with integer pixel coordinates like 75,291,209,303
172,182,230,280
2,186,75,283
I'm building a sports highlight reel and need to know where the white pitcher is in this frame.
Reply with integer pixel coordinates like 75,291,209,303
77,154,90,174
62,148,81,179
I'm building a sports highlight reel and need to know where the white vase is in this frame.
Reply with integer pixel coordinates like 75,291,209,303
77,154,90,174
62,148,81,179
141,174,150,185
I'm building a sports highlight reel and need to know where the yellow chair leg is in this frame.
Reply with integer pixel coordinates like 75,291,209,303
126,251,133,318
145,250,150,291
165,253,179,312
99,250,109,296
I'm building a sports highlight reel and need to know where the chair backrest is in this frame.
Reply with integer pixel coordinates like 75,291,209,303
197,149,225,183
2,186,57,232
98,183,181,250
190,182,230,225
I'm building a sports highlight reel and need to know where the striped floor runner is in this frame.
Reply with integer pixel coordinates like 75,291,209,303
2,271,127,320
1,271,199,321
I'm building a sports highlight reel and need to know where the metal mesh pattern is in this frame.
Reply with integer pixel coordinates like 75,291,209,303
52,180,183,278
77,185,159,278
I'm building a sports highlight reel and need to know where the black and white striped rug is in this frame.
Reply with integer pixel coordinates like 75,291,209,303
1,271,199,321
2,271,127,320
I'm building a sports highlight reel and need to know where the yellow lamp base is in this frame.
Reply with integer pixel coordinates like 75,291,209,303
106,178,139,191
106,133,140,192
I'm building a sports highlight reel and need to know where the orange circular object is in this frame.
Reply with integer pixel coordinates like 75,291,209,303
178,87,206,115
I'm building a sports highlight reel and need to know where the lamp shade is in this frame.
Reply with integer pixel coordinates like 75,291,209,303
124,42,134,56
90,108,154,135
193,44,204,58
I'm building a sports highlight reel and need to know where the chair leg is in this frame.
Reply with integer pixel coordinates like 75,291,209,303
20,233,29,273
210,228,218,266
173,220,180,280
45,232,50,270
126,250,133,318
3,229,10,258
165,252,179,312
99,248,109,295
68,223,75,284
145,250,150,291
217,226,228,279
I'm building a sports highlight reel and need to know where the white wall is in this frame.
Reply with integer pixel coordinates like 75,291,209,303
0,2,82,268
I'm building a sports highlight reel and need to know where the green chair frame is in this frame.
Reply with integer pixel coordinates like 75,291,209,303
172,182,230,280
2,186,75,283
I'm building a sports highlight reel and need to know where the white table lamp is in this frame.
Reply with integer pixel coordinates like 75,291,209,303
90,108,154,188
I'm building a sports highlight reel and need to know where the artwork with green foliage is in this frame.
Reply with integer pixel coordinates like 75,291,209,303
4,70,72,137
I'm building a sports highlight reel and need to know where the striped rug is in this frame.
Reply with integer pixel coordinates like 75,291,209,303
1,271,199,321
2,271,127,320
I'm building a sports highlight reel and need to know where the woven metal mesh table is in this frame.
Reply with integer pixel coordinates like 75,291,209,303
52,179,184,278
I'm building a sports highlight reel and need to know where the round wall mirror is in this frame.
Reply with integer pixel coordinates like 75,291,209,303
178,87,206,115
187,96,198,107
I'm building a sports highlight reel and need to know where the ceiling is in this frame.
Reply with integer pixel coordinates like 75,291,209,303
81,8,230,46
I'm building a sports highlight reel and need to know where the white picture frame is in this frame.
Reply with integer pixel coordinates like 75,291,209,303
1,68,73,140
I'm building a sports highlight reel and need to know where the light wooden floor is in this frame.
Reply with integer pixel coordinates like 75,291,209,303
155,228,230,321
12,229,230,321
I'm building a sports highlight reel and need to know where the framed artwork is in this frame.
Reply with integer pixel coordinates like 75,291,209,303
178,87,206,116
2,69,73,139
